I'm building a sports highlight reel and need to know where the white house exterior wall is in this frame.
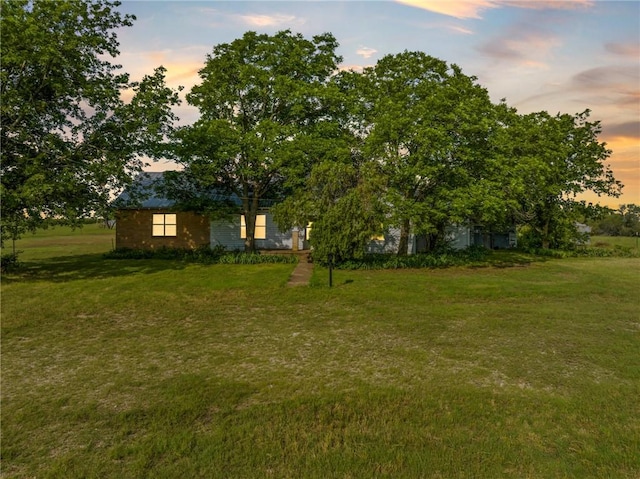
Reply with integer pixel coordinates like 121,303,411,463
445,225,472,250
210,218,245,250
209,212,296,250
367,228,415,255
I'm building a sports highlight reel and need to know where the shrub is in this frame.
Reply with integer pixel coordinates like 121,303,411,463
1,252,21,273
331,246,490,270
523,246,638,259
104,247,298,265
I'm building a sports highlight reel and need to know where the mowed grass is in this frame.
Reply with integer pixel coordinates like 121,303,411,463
2,229,639,478
591,235,640,250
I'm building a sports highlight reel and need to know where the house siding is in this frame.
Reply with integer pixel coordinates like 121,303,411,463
255,212,293,250
445,225,472,249
210,218,245,250
210,212,295,250
115,209,210,249
367,228,414,255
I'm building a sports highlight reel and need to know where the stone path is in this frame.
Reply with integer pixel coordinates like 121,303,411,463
286,258,313,287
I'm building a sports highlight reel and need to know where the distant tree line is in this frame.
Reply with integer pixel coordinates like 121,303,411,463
1,1,624,260
588,204,640,237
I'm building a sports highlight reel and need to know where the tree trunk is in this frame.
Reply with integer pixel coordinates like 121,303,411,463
541,219,550,249
243,195,260,253
397,218,411,256
425,233,439,253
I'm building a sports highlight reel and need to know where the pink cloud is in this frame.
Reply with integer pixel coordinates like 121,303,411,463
395,0,593,18
356,47,378,59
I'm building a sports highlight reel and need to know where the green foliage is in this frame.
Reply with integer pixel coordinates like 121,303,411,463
104,246,297,264
1,0,181,245
332,245,489,269
361,52,504,254
173,30,342,252
0,251,22,273
217,252,298,265
517,219,590,251
506,110,622,248
590,204,640,236
275,158,386,264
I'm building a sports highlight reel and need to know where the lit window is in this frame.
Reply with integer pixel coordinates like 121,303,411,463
152,214,177,236
371,224,385,241
241,214,266,239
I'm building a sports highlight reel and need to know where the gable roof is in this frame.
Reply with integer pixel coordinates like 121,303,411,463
114,171,276,209
114,172,175,208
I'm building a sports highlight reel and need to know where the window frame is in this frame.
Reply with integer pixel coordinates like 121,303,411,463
240,214,267,240
152,213,177,237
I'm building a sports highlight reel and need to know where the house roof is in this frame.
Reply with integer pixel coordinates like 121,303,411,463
114,171,276,209
114,172,175,208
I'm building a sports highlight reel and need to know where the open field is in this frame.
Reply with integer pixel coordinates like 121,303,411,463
6,223,116,261
2,229,639,478
591,235,639,250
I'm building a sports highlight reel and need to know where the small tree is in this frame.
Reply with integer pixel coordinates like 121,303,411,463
274,158,385,263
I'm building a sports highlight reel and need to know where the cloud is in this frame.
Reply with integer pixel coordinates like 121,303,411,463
602,121,640,141
236,13,303,28
605,42,640,58
476,23,560,65
573,66,638,88
395,0,496,19
338,64,367,73
499,0,593,11
571,66,640,110
356,47,378,59
447,24,474,35
395,0,593,18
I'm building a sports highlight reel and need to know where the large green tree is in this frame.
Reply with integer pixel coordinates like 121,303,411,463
271,68,385,261
360,52,502,254
1,0,180,248
508,110,622,248
173,30,342,252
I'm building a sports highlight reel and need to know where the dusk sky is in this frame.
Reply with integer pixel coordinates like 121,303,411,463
115,0,639,207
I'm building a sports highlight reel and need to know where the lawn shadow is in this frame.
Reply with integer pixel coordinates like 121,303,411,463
484,251,545,269
3,254,193,284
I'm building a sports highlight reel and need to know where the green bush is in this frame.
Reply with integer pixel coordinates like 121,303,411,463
217,253,297,265
1,251,22,273
524,246,638,258
332,245,490,270
104,247,297,264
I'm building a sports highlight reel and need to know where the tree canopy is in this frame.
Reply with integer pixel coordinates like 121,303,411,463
272,47,622,256
1,12,623,256
504,110,622,248
1,0,180,246
172,30,343,252
360,52,505,254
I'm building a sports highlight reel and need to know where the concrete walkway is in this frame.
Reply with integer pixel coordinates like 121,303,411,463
286,258,314,287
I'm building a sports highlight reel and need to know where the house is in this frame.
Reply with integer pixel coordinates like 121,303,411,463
114,172,308,251
575,222,592,245
367,223,516,254
115,172,516,253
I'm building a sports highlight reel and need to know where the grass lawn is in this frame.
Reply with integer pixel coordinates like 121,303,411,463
2,229,639,478
591,235,640,250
